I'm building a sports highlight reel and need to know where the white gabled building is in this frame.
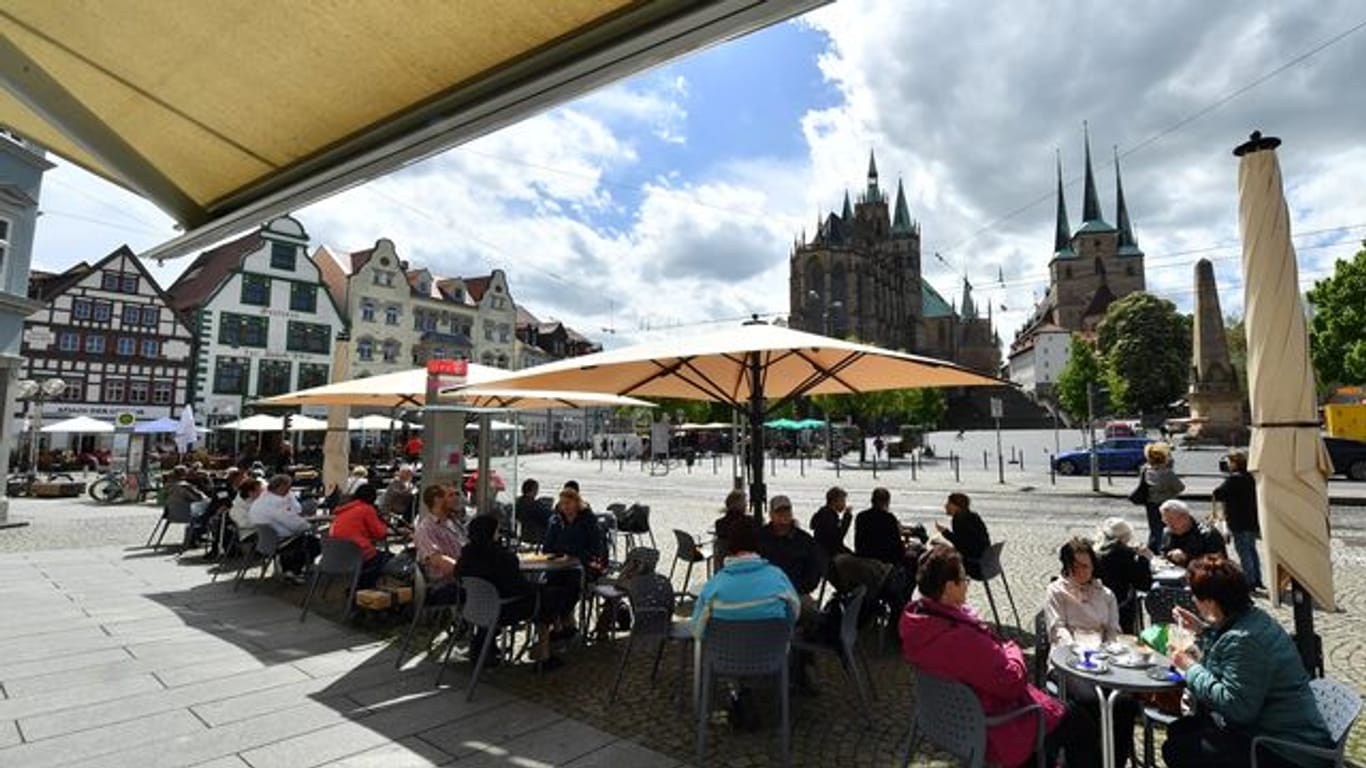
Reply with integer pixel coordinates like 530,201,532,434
1007,323,1072,399
169,216,346,426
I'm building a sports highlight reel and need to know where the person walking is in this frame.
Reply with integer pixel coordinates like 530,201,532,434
1141,442,1184,551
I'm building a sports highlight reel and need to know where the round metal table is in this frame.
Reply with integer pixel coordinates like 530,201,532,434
1048,644,1184,768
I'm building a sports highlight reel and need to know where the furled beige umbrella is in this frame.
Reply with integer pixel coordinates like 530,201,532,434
323,333,353,494
1235,131,1334,674
446,318,1002,518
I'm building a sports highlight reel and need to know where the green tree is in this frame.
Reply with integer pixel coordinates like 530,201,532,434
1056,335,1104,423
1096,292,1192,415
809,388,945,429
1308,245,1366,387
1224,314,1248,394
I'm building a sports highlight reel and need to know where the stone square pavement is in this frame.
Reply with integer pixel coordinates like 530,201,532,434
0,547,684,768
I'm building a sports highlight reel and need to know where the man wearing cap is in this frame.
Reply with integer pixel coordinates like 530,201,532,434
758,495,822,611
1159,500,1227,566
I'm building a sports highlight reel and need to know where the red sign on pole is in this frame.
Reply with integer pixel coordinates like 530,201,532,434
426,359,468,376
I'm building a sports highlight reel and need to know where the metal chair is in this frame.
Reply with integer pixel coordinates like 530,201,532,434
668,529,711,601
901,669,1046,768
972,541,1021,633
436,577,533,701
592,547,660,642
1142,586,1197,626
212,526,255,583
696,618,794,768
1250,677,1361,767
607,572,692,707
793,585,875,722
393,565,460,669
299,538,365,623
232,525,283,592
146,497,197,549
1031,610,1053,692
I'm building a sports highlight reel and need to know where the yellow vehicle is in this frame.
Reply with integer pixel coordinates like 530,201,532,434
1324,403,1366,442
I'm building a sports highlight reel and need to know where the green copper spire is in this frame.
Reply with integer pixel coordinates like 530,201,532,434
1115,147,1142,256
892,178,913,233
864,149,883,202
842,189,852,219
961,277,976,319
1078,121,1114,232
1053,151,1073,255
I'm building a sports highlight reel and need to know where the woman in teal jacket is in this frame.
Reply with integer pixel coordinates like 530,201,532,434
1167,555,1331,767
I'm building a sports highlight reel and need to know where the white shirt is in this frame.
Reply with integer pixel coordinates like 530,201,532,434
249,491,307,537
228,495,256,531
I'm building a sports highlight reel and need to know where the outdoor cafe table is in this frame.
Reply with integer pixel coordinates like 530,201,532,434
1048,644,1184,768
517,553,589,637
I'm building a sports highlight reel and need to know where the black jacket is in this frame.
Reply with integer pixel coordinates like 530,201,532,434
758,524,822,594
458,541,536,601
544,510,607,577
943,510,991,578
854,506,905,566
810,505,852,561
1212,472,1259,534
1162,524,1227,561
1097,543,1152,601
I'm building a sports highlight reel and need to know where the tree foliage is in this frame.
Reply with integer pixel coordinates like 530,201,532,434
1224,314,1248,394
809,388,947,429
1308,245,1366,387
1056,335,1103,423
1096,293,1192,415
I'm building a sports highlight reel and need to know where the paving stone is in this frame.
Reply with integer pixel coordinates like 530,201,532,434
0,646,132,684
416,701,564,759
0,707,204,768
562,739,683,767
0,671,163,721
0,720,21,749
443,717,616,768
317,736,453,767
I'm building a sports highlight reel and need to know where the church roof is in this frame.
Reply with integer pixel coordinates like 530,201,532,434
921,280,954,318
1081,280,1118,321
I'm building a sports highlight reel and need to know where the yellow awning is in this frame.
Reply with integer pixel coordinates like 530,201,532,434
0,0,824,259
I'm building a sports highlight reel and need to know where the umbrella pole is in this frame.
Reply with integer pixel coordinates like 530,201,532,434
1291,580,1323,677
747,351,766,522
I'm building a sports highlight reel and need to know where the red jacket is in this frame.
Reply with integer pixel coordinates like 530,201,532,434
330,500,389,562
900,598,1064,768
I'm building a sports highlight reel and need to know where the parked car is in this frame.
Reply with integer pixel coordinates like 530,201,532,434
1052,437,1155,476
1326,437,1366,481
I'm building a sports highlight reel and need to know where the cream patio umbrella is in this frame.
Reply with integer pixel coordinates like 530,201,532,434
445,318,1002,519
259,363,510,409
287,415,330,432
1235,131,1334,674
323,333,353,494
40,415,114,434
217,414,286,432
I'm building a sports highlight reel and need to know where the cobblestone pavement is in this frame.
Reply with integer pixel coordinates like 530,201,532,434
3,448,1365,766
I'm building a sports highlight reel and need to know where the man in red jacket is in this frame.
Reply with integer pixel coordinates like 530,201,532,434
329,484,393,588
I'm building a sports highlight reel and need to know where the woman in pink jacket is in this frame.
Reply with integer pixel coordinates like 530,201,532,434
900,545,1097,767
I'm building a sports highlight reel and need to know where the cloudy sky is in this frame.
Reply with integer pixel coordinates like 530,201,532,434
29,1,1366,352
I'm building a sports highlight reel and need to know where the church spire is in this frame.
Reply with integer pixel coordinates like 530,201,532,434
961,277,976,319
892,178,913,234
1053,151,1073,256
1079,121,1113,231
863,149,883,203
1115,147,1142,256
868,149,879,183
841,189,852,219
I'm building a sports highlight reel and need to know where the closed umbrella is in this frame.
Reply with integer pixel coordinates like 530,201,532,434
175,405,198,453
324,333,352,494
1235,131,1334,674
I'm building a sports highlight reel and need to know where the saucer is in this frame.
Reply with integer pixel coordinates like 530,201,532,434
1147,666,1183,682
1068,658,1110,674
1111,654,1152,669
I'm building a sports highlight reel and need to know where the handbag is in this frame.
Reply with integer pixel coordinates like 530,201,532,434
1128,473,1150,506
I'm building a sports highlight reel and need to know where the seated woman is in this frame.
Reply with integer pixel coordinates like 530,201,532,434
713,489,755,571
901,545,1096,768
1166,555,1332,768
541,487,607,639
1094,517,1152,634
329,484,392,589
1045,536,1137,767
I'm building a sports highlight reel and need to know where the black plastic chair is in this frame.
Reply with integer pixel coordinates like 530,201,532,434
696,618,794,767
793,585,875,722
299,538,365,623
607,572,691,707
901,669,1045,768
233,525,283,592
436,577,535,701
393,565,459,669
1251,677,1361,767
1142,586,1197,626
972,541,1021,633
668,529,712,601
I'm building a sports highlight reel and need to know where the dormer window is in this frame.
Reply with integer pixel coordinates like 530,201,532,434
270,242,296,271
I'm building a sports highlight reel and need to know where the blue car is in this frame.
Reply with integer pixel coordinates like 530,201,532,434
1052,437,1155,475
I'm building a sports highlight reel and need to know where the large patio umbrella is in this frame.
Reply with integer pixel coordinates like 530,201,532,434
217,414,285,432
1235,131,1334,674
133,417,179,434
287,415,330,432
40,415,114,433
445,319,1001,519
258,363,510,409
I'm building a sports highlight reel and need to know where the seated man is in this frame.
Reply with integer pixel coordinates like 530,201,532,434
1160,500,1227,566
413,482,467,605
379,465,418,523
809,486,853,565
714,489,757,570
226,477,264,555
692,518,799,635
854,487,905,567
757,495,822,615
514,478,551,545
329,484,393,589
248,474,320,579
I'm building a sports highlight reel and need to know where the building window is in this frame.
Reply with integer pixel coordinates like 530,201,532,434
258,360,292,397
219,313,269,347
84,334,106,354
483,321,494,341
1064,266,1073,279
92,301,112,322
382,340,399,362
357,339,373,361
116,337,135,356
141,307,159,326
121,305,140,325
58,331,79,351
498,323,510,343
151,381,173,405
141,339,159,358
373,270,393,287
101,271,120,291
0,218,8,275
385,305,400,325
103,379,126,402
481,351,494,365
121,274,138,293
241,274,271,306
289,283,317,313
298,363,329,389
128,380,150,404
360,301,375,322
285,321,331,354
73,299,92,320
270,242,296,271
213,357,250,395
62,380,84,401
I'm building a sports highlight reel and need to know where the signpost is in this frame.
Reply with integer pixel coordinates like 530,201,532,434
990,397,1004,484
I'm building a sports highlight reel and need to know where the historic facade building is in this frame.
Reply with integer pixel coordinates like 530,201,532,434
22,245,195,423
1009,131,1147,397
168,216,346,425
789,152,1000,374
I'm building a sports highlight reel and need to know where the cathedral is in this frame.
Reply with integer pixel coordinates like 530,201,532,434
788,152,1002,375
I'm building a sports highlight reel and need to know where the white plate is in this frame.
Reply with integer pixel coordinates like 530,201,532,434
1111,654,1152,669
1068,658,1110,674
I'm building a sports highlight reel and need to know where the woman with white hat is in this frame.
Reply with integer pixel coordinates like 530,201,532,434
1095,517,1152,634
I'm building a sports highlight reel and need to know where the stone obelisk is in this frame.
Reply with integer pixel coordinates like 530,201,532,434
1188,259,1248,444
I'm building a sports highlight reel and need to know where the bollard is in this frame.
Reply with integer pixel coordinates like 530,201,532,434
599,454,604,473
872,457,878,480
953,454,961,483
1049,452,1056,485
910,455,917,481
771,453,777,476
983,450,989,470
1020,452,1025,471
800,454,805,477
835,457,841,478
619,455,625,472
713,454,719,474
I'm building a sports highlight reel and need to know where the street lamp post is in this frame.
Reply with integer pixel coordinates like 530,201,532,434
808,291,843,461
16,378,67,476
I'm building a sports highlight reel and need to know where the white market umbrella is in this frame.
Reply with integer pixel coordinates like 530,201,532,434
446,319,1001,518
41,415,114,433
259,362,511,409
175,405,198,453
288,415,330,432
443,387,655,410
349,414,413,431
466,419,523,431
1236,132,1334,671
217,414,285,432
134,417,179,434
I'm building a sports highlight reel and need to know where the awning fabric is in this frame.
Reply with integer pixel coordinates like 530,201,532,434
0,1,825,260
